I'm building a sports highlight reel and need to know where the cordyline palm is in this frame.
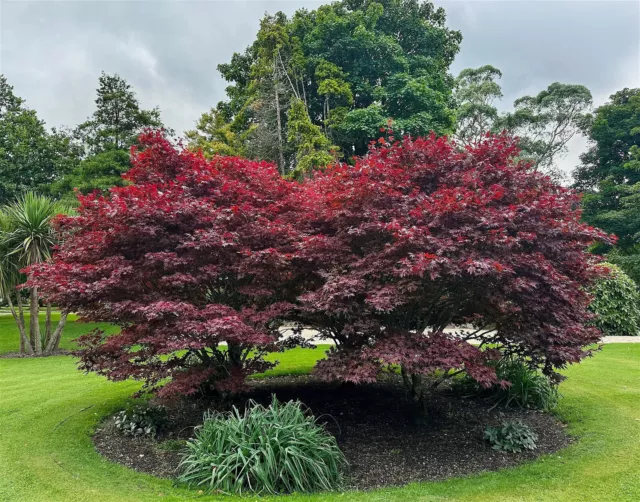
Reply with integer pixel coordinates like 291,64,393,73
0,193,71,355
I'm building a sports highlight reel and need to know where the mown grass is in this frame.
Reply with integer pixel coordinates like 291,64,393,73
0,312,118,354
0,318,638,501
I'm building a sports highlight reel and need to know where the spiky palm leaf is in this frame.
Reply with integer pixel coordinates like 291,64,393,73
0,209,20,298
1,193,70,267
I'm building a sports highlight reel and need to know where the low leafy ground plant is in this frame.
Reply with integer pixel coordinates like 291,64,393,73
484,420,538,453
114,404,167,437
177,396,346,495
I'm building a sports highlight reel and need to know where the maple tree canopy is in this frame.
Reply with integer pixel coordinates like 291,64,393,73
28,131,612,397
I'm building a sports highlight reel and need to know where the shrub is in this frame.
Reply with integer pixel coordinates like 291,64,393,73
484,420,538,453
607,251,640,286
492,358,559,411
588,263,640,336
114,404,167,437
177,397,346,495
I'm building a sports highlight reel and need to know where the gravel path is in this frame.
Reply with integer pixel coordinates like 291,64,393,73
282,327,640,344
601,336,640,343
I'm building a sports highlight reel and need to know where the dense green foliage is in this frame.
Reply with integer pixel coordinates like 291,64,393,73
607,249,640,285
52,73,165,201
575,88,640,192
0,76,78,204
188,0,461,175
51,150,131,202
177,397,346,495
576,89,640,281
484,421,538,453
588,263,640,337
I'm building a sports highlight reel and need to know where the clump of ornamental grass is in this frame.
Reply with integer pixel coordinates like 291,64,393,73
492,358,560,411
177,396,346,495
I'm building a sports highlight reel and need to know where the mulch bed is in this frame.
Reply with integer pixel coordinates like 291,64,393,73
93,374,571,490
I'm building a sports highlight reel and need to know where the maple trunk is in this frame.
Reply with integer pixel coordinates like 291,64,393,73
44,311,68,354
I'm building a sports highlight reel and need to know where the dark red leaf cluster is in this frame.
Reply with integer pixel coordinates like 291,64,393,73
293,134,612,385
28,131,305,396
28,131,612,397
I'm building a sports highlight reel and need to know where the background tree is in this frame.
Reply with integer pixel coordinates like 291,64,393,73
499,82,592,178
51,150,131,202
76,72,163,154
575,89,640,282
185,108,247,158
52,73,166,201
453,68,592,179
0,193,70,355
453,65,503,146
574,88,640,191
0,75,78,204
192,0,461,175
286,98,339,179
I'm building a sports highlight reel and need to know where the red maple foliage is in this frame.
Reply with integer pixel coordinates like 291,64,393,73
28,131,306,397
291,133,612,388
28,131,612,398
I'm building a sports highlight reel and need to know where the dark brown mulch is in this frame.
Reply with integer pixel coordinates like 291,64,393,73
93,374,571,490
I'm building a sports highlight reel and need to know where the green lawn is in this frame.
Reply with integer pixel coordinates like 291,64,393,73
0,319,639,501
0,312,119,354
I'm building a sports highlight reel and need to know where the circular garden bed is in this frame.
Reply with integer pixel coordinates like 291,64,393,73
94,374,570,491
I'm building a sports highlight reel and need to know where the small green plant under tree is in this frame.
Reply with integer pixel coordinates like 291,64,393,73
177,397,346,495
114,404,168,438
484,420,538,453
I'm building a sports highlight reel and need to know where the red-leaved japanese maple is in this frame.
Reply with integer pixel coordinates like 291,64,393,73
27,131,306,397
29,131,611,400
291,133,612,394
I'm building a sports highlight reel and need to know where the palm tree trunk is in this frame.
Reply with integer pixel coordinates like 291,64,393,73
30,287,41,355
17,292,29,353
7,293,33,355
45,303,52,348
44,311,68,354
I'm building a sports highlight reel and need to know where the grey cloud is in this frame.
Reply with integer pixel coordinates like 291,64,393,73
1,0,638,174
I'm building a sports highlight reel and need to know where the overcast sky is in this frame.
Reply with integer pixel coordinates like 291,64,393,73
1,0,639,176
